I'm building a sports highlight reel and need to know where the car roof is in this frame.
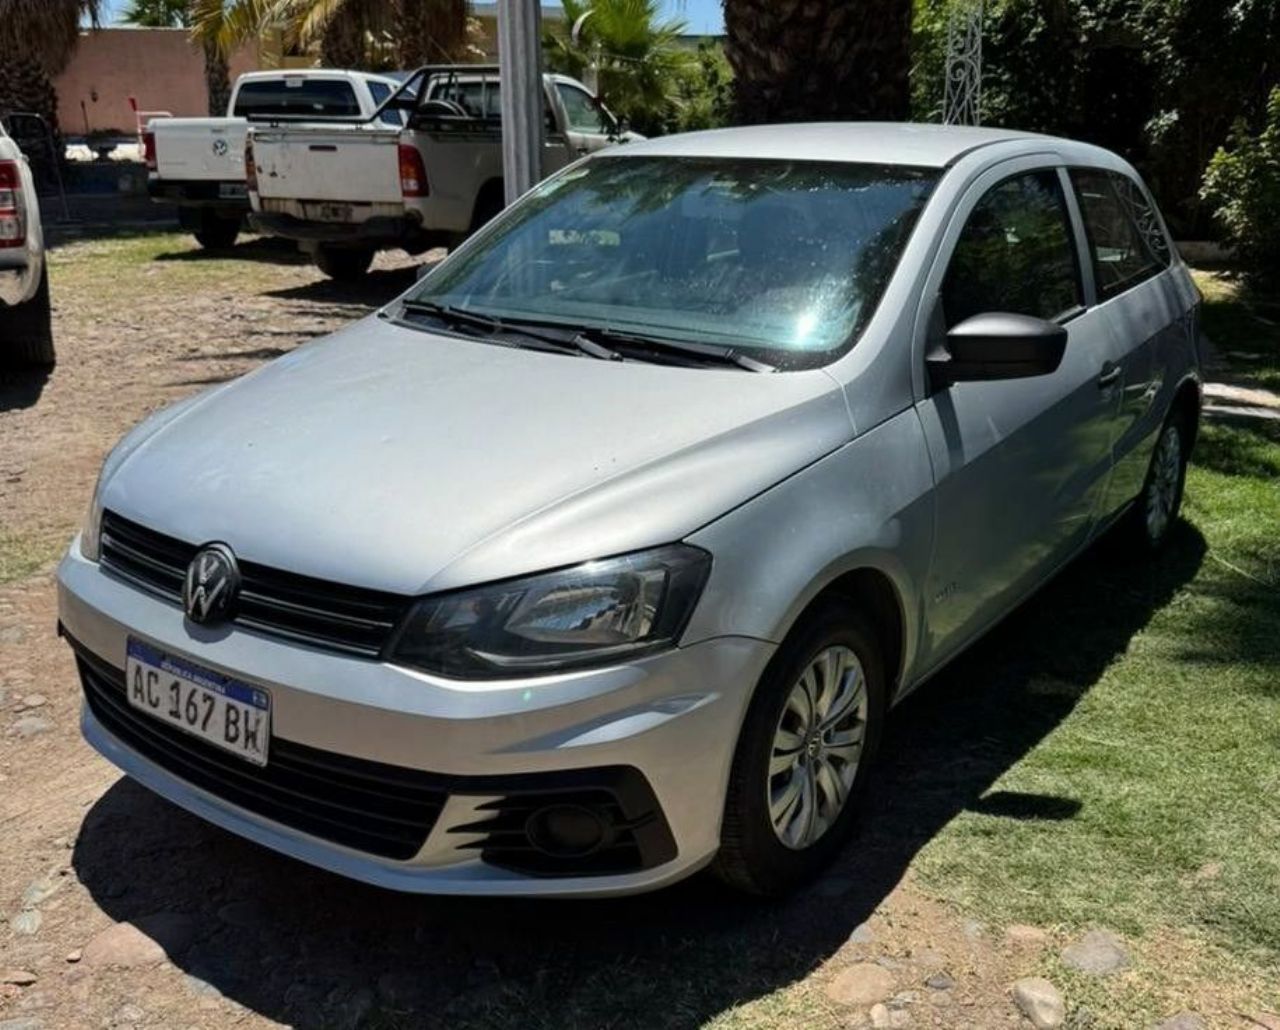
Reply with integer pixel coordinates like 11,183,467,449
615,122,1089,169
235,69,397,85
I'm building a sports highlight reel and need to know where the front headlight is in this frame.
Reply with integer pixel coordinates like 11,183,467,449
79,471,105,562
389,545,711,679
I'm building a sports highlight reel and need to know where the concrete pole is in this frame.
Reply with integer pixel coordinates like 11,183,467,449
497,0,545,206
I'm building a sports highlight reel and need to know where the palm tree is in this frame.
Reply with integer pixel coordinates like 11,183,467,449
0,0,102,151
121,0,191,24
545,0,692,136
723,0,914,123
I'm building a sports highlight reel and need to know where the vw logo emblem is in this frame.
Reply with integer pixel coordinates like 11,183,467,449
211,138,229,157
183,543,240,625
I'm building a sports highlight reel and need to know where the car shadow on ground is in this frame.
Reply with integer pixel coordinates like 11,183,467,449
72,522,1208,1030
261,266,421,309
151,235,309,266
0,366,52,413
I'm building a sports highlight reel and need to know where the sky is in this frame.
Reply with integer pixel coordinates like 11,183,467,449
99,1,726,35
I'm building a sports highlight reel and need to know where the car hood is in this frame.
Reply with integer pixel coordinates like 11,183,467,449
102,316,852,595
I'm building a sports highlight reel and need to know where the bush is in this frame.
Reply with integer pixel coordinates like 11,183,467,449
1201,89,1280,284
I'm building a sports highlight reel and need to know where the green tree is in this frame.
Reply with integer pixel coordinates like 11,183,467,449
723,0,914,123
1202,88,1280,285
0,0,102,155
121,0,191,25
544,0,692,137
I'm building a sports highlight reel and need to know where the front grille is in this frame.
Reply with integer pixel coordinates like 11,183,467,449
99,510,408,658
76,646,445,860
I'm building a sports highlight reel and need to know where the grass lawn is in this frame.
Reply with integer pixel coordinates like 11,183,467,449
898,269,1280,1019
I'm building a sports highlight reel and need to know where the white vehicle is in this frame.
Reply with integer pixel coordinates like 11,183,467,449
144,69,405,250
248,65,635,279
0,121,52,367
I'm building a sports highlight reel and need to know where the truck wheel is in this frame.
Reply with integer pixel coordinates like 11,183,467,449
314,245,375,281
192,210,240,250
469,186,505,234
0,262,55,369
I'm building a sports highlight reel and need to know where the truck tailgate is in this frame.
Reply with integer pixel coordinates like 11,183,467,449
251,126,402,203
153,118,247,182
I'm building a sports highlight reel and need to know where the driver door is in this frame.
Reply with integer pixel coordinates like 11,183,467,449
913,158,1119,669
555,81,617,158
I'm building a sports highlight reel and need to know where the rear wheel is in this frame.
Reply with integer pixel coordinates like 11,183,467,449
469,186,505,235
314,244,375,281
713,600,886,896
1124,413,1190,551
0,262,55,369
191,209,240,250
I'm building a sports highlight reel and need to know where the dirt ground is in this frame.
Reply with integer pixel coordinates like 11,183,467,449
0,233,1269,1030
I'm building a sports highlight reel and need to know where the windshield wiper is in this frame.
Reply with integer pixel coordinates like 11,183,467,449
573,326,776,373
396,300,622,361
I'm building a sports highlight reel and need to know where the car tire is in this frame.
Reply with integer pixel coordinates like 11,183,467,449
1124,411,1190,552
469,188,505,234
713,599,886,897
192,210,240,251
0,261,55,369
314,245,375,281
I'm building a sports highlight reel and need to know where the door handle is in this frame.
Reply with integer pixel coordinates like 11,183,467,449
1097,361,1121,388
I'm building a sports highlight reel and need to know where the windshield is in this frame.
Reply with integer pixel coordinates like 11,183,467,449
408,156,938,369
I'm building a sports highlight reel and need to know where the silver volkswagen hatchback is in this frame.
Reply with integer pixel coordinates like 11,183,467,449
58,124,1201,897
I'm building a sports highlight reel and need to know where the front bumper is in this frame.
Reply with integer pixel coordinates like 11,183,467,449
58,539,772,896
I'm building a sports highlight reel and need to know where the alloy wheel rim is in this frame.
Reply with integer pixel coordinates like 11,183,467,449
1146,425,1182,542
768,645,869,850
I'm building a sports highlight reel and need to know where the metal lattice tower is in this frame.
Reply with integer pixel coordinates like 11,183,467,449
943,0,984,126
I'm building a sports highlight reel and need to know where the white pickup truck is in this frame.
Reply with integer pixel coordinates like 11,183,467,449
144,69,404,249
247,66,635,278
0,121,52,368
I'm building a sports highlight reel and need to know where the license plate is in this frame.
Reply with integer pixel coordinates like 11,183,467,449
314,202,353,223
125,638,270,766
218,182,247,200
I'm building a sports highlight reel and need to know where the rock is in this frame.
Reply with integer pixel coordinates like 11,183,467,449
1060,930,1130,975
0,971,36,986
1005,924,1050,948
1012,978,1065,1029
1153,1014,1207,1030
7,716,52,739
847,922,875,945
870,1003,892,1028
891,990,922,1008
81,913,195,968
182,974,222,1000
927,989,953,1007
113,1003,145,1025
961,919,986,941
21,875,60,908
827,962,896,1007
890,1011,911,1029
925,972,955,990
1245,1015,1280,1030
10,911,41,936
18,695,46,710
63,951,81,964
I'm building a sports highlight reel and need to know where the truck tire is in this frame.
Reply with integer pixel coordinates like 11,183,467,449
0,262,55,369
314,245,375,281
192,210,240,250
469,184,505,234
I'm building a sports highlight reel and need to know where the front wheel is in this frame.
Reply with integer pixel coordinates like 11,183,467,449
713,600,886,896
0,262,55,369
1125,415,1189,551
314,245,375,281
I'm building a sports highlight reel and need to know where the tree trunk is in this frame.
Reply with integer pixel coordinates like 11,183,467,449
396,0,468,67
321,6,368,69
0,51,64,189
204,39,231,116
724,0,913,123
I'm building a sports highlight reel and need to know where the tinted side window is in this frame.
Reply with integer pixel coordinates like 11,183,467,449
368,81,403,126
942,170,1082,328
1070,169,1170,300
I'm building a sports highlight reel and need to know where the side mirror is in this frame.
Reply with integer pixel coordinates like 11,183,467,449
927,312,1067,386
